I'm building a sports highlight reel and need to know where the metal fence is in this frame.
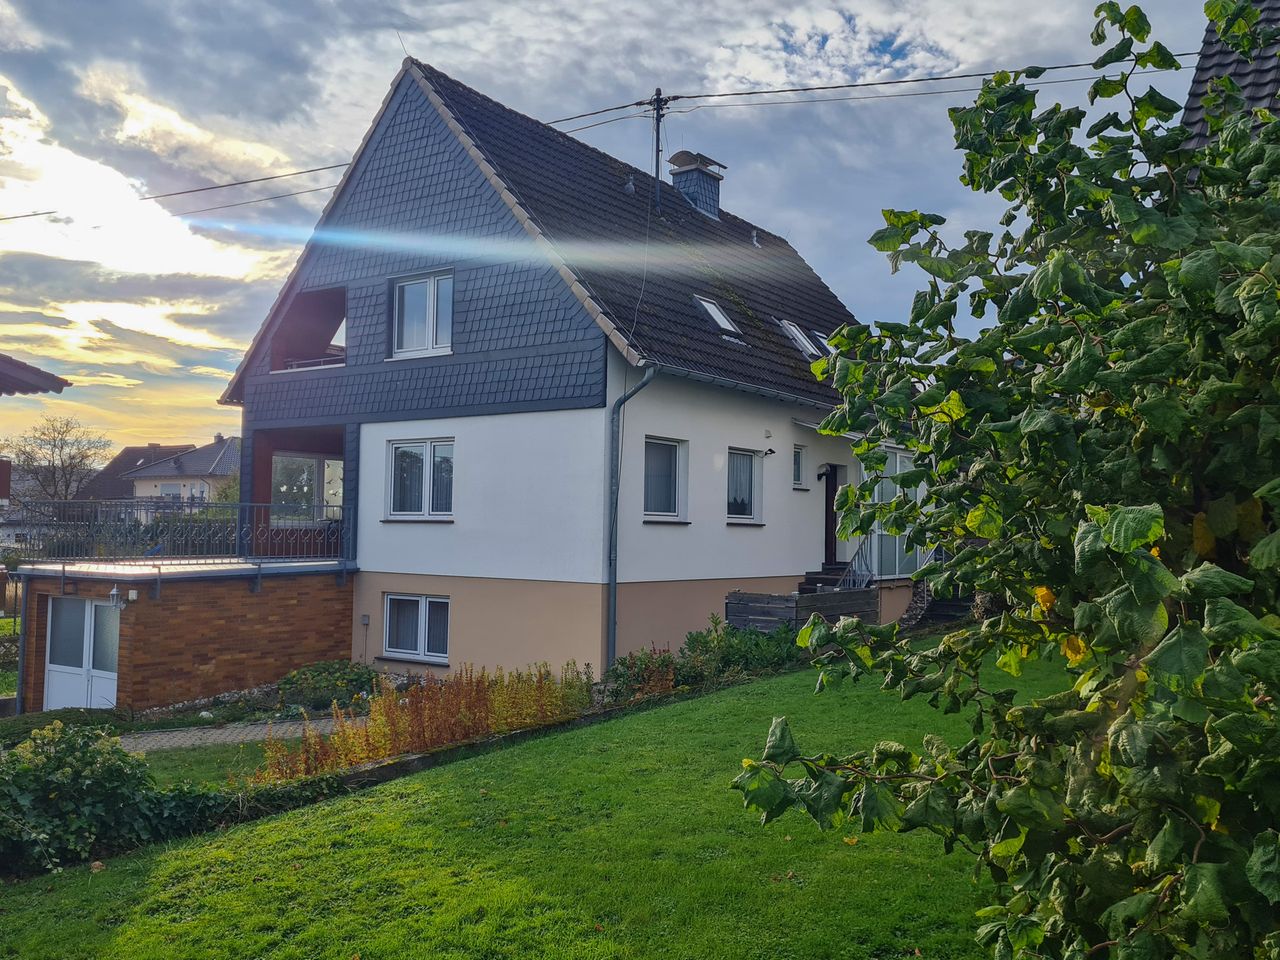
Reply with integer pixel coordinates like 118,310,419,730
8,499,347,564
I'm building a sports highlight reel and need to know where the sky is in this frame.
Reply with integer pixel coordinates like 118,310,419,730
0,0,1209,447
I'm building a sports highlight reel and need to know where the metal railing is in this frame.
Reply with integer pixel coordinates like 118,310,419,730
836,537,877,591
8,499,346,564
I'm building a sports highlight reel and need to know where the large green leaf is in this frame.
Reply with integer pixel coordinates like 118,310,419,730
1101,504,1165,552
1144,623,1209,693
1179,563,1255,599
761,717,800,766
1246,830,1280,903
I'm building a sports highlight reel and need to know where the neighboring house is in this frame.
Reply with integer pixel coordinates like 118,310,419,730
1,352,71,509
1183,0,1280,148
218,58,911,681
76,443,196,501
120,434,241,501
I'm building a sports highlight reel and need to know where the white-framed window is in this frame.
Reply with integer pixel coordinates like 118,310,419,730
695,295,739,333
271,453,343,522
643,437,687,518
159,483,181,500
792,445,806,488
814,331,837,355
388,439,454,517
871,449,919,578
780,319,820,358
392,272,454,357
384,594,449,664
726,448,763,522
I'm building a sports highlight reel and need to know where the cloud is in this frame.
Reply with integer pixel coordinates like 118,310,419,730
65,370,144,388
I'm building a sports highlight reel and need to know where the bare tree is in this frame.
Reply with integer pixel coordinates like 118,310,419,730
0,416,112,501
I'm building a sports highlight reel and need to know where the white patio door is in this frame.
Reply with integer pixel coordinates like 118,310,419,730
44,597,118,710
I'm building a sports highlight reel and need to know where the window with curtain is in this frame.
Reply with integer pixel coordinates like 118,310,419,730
272,454,343,521
727,449,758,520
388,439,454,517
393,272,454,357
643,439,679,515
384,594,449,663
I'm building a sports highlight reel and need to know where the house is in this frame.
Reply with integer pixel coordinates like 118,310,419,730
219,58,920,681
1,353,71,509
76,443,197,502
120,434,241,502
8,59,924,715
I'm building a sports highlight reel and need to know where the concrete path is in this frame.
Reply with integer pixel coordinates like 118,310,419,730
118,716,345,753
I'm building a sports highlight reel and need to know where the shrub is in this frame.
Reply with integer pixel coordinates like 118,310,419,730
259,661,595,781
603,645,676,702
277,659,378,710
0,722,153,873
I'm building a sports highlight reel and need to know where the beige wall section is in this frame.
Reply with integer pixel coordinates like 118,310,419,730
615,576,801,657
353,572,607,676
878,580,914,623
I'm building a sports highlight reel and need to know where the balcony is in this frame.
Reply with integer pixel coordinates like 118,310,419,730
8,499,348,565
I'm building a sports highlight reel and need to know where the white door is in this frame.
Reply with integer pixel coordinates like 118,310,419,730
43,598,118,710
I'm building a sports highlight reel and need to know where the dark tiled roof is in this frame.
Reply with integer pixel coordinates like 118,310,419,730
77,444,197,500
414,61,856,406
1183,3,1280,148
0,353,70,397
123,436,241,480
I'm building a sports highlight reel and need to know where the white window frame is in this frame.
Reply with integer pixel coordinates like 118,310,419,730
387,438,455,519
869,448,920,579
643,436,688,520
391,272,453,359
695,295,740,334
382,593,450,665
270,452,344,524
792,444,807,488
780,319,820,358
815,331,837,355
726,447,764,523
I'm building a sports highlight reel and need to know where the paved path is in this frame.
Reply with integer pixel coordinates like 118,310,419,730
118,717,345,753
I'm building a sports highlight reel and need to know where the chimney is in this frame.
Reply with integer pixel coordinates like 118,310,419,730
668,150,726,218
214,432,224,443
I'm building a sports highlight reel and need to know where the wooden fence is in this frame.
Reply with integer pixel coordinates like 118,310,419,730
725,589,879,633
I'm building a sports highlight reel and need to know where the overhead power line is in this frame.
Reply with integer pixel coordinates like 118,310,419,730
547,50,1199,125
174,183,342,217
0,161,349,223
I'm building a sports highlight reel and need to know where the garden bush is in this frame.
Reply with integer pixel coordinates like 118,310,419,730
276,659,378,710
605,618,802,702
259,662,595,781
0,720,351,876
0,721,154,873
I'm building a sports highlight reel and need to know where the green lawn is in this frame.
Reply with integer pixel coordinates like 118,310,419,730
142,741,273,788
0,668,15,698
0,659,1065,960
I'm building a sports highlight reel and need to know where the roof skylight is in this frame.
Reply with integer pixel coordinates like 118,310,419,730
696,296,739,334
780,319,820,358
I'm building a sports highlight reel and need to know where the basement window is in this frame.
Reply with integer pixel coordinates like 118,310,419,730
695,295,739,334
779,319,820,358
384,594,449,664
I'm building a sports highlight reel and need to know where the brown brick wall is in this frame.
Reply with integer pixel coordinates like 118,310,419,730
21,573,353,712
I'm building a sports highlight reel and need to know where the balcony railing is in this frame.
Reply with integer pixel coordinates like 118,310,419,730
8,499,347,564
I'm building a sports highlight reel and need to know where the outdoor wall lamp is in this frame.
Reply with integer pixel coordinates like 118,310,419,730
108,584,128,610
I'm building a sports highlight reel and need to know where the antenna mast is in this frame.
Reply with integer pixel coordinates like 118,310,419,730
651,87,666,213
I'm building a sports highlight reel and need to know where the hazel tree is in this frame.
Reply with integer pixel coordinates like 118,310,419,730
733,4,1280,958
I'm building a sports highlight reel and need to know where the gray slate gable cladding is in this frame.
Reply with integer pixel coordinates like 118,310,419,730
1184,1,1280,148
232,70,607,429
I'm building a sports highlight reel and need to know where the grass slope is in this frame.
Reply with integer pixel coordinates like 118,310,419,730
0,661,1064,960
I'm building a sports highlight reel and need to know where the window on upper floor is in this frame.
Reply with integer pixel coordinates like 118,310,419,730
392,272,454,358
727,448,763,523
270,287,347,372
389,439,454,518
643,437,687,519
779,319,820,358
792,445,806,488
384,593,449,664
814,331,837,355
695,295,739,334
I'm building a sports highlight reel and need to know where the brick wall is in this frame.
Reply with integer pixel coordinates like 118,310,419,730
21,573,353,713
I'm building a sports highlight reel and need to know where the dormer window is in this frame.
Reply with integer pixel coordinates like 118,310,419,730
779,319,820,358
393,272,454,358
695,296,739,334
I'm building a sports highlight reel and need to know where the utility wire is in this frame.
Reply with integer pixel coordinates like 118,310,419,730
0,162,349,223
547,50,1198,125
174,182,341,217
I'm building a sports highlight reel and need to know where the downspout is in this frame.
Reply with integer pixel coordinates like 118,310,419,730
606,364,656,668
14,572,27,715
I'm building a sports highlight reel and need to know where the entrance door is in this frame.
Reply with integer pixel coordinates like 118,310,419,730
43,597,119,710
823,465,840,567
